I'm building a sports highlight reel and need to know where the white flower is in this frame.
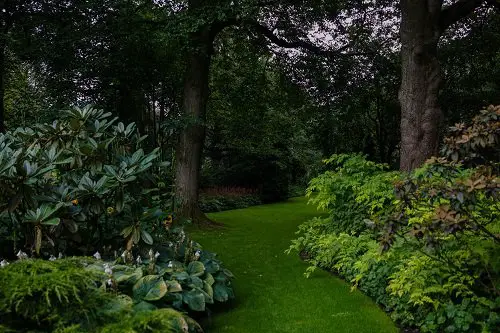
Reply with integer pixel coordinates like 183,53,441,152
0,259,9,267
107,278,113,286
49,255,57,261
148,248,154,259
114,251,118,258
121,250,128,260
93,251,101,260
168,242,173,247
194,250,201,260
136,255,142,265
58,252,63,259
167,261,173,268
105,266,113,275
155,251,160,259
16,250,28,260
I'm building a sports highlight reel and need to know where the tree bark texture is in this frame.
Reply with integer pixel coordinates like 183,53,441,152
0,14,7,134
0,38,5,133
399,0,443,171
174,28,213,223
398,0,488,171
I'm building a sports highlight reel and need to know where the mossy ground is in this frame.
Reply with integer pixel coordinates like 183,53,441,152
189,197,398,333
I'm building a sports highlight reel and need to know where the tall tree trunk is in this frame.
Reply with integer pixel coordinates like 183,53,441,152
0,18,7,134
174,28,213,224
0,38,5,133
399,0,443,171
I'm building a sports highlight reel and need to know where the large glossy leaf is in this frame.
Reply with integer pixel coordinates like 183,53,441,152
204,260,220,274
141,229,153,245
133,301,157,313
187,261,205,277
114,267,143,284
203,282,214,304
172,271,189,282
213,283,230,302
204,273,215,286
41,217,60,226
164,292,183,309
133,275,168,301
203,280,214,296
183,289,205,312
165,280,182,293
188,276,203,289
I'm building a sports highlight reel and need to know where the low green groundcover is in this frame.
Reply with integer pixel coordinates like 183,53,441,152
190,198,398,333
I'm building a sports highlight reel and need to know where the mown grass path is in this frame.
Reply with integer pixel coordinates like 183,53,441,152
190,197,398,333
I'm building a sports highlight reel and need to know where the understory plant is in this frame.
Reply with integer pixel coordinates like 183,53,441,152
289,106,500,332
0,105,235,332
0,258,202,333
0,105,172,257
0,225,234,332
199,187,261,212
87,226,234,314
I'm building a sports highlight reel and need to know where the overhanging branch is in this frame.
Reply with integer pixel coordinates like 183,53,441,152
243,20,371,58
439,0,485,32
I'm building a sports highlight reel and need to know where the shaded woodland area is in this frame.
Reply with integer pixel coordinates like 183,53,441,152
0,1,499,333
1,0,499,221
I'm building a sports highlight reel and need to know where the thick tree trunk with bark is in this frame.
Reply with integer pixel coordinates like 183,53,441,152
0,17,7,134
174,28,213,224
398,0,488,171
399,0,443,171
0,39,5,133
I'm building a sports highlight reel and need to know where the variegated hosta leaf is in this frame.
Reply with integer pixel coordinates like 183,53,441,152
133,275,168,301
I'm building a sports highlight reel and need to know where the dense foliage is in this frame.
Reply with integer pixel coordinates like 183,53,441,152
289,106,500,332
0,258,202,332
0,107,234,332
202,34,321,203
199,187,262,213
0,105,170,257
1,0,499,331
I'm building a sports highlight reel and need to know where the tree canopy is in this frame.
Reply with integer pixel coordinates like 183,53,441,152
1,0,499,220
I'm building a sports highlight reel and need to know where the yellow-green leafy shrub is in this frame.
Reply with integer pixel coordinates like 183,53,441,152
289,106,500,333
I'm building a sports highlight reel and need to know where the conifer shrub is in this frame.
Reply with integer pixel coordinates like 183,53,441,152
0,258,203,332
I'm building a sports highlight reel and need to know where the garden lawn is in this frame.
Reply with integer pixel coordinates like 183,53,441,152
189,197,398,333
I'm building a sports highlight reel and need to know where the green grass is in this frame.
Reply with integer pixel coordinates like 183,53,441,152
189,197,398,333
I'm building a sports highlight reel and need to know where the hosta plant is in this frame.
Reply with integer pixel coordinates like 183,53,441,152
86,226,234,314
0,258,202,333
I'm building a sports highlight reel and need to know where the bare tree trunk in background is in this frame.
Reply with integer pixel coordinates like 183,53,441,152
174,27,213,224
399,0,443,171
